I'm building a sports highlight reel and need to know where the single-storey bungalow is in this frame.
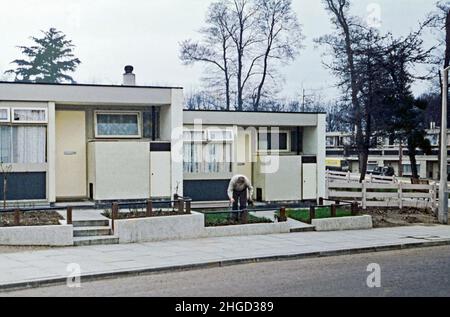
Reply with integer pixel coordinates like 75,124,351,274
0,68,326,206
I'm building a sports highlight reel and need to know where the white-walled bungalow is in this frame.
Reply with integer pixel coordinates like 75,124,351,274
0,71,326,206
183,110,326,203
0,78,183,204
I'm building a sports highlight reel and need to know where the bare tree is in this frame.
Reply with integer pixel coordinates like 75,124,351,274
427,2,450,177
180,2,234,110
318,0,434,181
180,0,303,111
252,0,303,110
317,0,367,181
185,90,227,110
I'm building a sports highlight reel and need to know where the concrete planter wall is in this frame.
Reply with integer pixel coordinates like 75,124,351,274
115,212,291,244
203,223,290,238
312,215,373,232
114,212,205,243
0,224,73,246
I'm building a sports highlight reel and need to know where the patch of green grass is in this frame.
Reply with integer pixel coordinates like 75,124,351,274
285,207,352,223
204,212,273,227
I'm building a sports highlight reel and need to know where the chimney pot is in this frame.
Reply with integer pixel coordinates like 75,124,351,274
124,65,134,74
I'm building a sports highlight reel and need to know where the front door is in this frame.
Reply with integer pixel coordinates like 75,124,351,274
56,111,87,199
303,163,317,200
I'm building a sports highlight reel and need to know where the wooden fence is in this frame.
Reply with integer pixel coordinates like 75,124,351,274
326,170,397,184
326,180,438,212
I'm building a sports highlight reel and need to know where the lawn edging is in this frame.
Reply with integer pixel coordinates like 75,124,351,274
0,224,73,246
312,215,373,232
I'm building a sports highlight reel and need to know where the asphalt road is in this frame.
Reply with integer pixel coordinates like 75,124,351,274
2,246,450,297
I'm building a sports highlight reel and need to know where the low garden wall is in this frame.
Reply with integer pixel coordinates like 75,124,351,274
312,215,373,232
115,212,291,244
202,222,290,238
0,224,73,246
114,212,205,243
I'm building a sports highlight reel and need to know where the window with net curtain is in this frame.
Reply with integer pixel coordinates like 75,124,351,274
96,113,140,137
0,109,47,164
183,130,233,174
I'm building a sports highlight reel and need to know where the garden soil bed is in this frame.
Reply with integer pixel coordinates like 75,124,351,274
103,210,188,220
0,211,63,227
204,213,273,227
362,207,439,228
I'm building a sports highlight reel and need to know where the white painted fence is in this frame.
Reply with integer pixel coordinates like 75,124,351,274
326,170,397,184
326,179,438,212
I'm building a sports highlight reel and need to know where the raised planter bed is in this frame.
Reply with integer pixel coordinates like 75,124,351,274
114,212,205,243
113,211,290,244
0,211,63,227
0,211,73,247
0,224,73,246
312,215,373,232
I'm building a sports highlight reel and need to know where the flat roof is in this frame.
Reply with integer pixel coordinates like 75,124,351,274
184,109,327,115
0,81,183,90
184,109,325,127
0,81,179,105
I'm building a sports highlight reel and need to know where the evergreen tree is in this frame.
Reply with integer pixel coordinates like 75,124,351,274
5,28,81,83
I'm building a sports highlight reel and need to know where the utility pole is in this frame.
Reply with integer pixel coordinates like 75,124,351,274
439,67,450,224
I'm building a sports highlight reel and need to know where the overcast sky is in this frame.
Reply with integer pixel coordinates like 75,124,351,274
0,0,439,100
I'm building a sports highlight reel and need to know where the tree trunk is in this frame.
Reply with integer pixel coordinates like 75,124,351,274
438,11,450,180
359,151,369,183
409,148,419,179
222,40,231,111
399,140,404,177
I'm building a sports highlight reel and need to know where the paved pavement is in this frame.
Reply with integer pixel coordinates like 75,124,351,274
0,225,449,291
4,246,450,297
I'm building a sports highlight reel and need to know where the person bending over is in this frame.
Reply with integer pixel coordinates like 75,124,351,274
227,175,254,212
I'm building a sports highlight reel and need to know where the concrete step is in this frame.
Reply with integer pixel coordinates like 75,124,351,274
73,226,112,237
72,220,110,228
74,236,119,247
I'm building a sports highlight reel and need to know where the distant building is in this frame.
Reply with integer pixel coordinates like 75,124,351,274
326,127,448,180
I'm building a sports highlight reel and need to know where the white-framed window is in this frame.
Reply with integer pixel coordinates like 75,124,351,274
183,142,233,174
95,112,141,138
0,108,10,123
183,128,233,174
12,108,48,124
426,134,439,146
326,136,336,147
207,129,234,142
183,130,206,142
0,125,47,164
403,164,421,176
258,131,290,152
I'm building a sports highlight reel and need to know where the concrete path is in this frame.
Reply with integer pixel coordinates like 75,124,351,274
56,209,110,225
251,210,315,231
0,225,449,291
